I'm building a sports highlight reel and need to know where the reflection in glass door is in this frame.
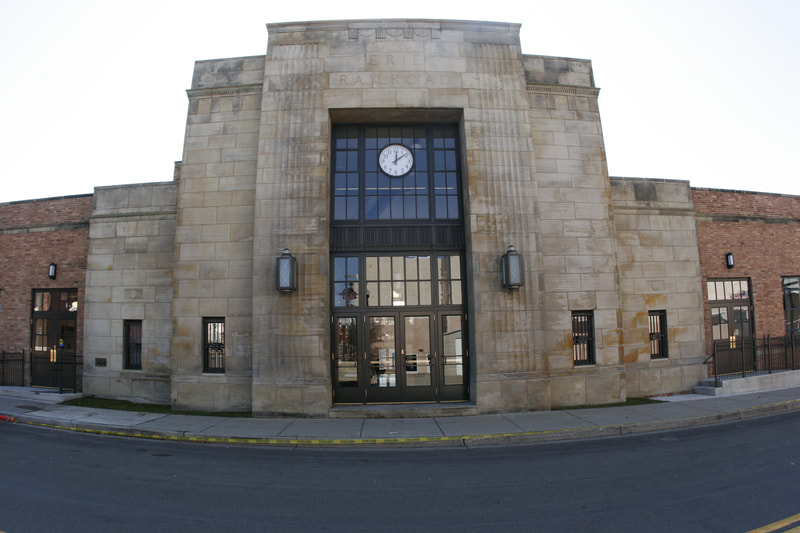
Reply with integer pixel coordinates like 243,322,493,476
401,316,434,401
368,316,397,402
333,316,361,403
439,314,467,401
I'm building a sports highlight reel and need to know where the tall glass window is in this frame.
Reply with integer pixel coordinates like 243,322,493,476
332,125,460,223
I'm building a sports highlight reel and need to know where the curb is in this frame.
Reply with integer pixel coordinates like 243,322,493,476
7,398,800,448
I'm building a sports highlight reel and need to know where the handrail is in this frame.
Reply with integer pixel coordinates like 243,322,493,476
702,349,719,387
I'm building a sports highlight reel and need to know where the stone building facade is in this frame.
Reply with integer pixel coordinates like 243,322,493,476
83,183,177,402
610,178,706,397
16,20,800,416
76,19,710,416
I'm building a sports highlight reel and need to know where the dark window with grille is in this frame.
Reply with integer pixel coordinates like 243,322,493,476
203,318,225,373
123,320,142,370
572,311,595,366
649,310,668,359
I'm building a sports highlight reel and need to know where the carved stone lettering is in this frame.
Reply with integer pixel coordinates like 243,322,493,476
367,54,424,68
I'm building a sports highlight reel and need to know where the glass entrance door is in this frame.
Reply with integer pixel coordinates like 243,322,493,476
367,315,398,402
439,314,467,401
399,315,435,401
332,310,468,404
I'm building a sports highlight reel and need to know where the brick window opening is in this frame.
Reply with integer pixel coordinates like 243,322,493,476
203,317,225,373
649,310,668,359
572,311,595,366
123,320,142,370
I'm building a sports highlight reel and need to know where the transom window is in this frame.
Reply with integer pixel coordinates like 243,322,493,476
333,254,463,309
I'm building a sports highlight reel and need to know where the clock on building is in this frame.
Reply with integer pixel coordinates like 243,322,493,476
378,144,414,177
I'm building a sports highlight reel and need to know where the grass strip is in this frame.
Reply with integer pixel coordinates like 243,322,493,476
61,396,251,417
553,397,664,410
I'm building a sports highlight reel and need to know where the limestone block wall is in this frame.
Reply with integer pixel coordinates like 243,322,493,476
611,178,706,396
83,183,177,403
457,28,541,414
527,57,624,407
249,20,546,415
170,56,264,411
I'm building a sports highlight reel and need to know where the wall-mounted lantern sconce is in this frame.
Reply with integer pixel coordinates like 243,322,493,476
48,262,57,280
726,252,735,269
501,245,524,290
276,248,297,294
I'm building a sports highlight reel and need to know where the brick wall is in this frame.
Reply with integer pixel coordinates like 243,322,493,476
693,188,800,355
0,195,92,384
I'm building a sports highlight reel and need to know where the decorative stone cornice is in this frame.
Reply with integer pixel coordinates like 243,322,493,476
527,84,600,97
186,84,263,99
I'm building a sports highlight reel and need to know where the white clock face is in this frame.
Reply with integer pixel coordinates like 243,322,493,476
378,144,414,177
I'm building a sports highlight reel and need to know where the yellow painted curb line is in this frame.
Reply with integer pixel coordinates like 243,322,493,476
16,419,600,446
11,396,800,447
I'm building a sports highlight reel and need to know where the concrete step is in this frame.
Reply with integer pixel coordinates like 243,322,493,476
693,385,723,396
0,386,82,403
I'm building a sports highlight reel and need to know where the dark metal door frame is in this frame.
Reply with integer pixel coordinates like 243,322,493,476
30,289,79,390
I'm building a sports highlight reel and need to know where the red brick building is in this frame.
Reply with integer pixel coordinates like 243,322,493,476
0,194,92,387
693,188,800,356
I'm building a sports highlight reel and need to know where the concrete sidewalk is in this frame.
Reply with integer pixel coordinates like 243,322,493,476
2,386,800,447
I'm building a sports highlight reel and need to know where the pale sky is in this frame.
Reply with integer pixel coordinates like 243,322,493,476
1,0,797,203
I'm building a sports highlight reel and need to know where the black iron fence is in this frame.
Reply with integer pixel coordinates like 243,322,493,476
0,349,25,386
708,335,800,386
53,354,84,393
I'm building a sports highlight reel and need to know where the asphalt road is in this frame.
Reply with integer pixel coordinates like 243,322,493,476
2,412,800,532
